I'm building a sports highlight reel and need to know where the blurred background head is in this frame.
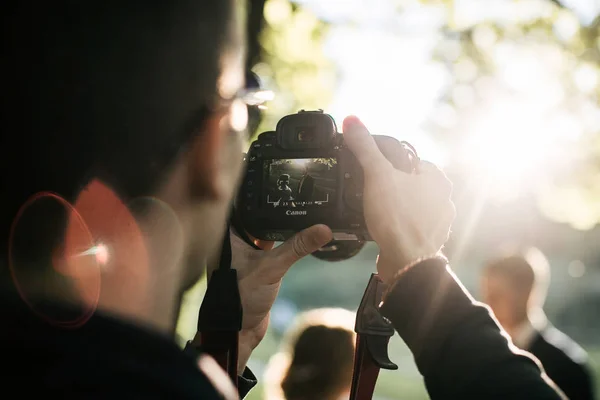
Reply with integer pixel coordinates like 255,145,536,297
264,307,356,400
278,174,291,188
481,247,550,333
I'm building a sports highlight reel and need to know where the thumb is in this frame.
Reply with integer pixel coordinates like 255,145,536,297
342,115,390,174
273,224,333,266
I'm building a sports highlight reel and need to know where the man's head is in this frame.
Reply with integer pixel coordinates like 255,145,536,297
277,174,291,189
264,308,356,400
2,0,248,330
481,247,550,330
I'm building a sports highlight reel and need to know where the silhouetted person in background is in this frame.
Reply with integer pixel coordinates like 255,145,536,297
296,165,315,202
264,308,355,400
482,248,596,400
276,174,294,202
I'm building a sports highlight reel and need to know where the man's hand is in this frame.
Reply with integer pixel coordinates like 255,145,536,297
207,225,332,374
343,115,455,284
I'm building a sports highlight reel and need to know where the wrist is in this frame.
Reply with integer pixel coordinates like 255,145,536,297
380,253,448,302
237,329,260,375
237,339,252,375
377,242,439,284
188,331,255,376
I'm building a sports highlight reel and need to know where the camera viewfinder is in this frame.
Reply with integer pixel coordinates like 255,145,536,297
296,127,315,143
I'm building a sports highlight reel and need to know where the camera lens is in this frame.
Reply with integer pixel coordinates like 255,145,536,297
311,240,366,262
296,127,315,142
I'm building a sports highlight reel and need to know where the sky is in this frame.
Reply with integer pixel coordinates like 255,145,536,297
292,0,600,169
295,0,450,164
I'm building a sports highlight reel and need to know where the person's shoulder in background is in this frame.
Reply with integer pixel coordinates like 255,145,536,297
530,325,596,400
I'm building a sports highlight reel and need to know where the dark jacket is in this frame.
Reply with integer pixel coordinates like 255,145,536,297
2,258,563,399
379,258,565,399
528,326,595,400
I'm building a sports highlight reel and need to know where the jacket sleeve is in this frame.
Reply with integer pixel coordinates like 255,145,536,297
379,257,565,400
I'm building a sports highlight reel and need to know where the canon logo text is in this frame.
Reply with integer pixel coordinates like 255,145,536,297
286,210,307,216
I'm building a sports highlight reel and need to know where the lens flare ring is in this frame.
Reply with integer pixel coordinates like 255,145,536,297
8,192,101,328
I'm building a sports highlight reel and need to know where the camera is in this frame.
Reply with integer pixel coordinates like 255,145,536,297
237,110,418,242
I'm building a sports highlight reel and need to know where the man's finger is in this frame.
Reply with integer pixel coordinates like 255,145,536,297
342,115,390,174
419,160,453,198
273,224,333,266
418,160,447,176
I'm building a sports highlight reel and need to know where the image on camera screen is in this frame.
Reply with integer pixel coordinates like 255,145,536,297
264,158,337,208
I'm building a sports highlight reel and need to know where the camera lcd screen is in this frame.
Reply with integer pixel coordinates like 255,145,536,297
263,158,337,208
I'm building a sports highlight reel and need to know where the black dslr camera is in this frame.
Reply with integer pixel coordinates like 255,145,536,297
237,110,418,243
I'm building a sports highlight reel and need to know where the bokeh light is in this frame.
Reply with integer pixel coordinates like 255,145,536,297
568,259,586,278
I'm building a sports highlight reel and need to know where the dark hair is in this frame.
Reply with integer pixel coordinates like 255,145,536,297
484,247,550,304
0,0,237,254
281,324,355,400
264,308,356,400
485,256,536,292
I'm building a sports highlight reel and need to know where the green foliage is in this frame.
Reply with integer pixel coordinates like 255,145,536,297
250,0,336,140
175,275,207,347
269,158,337,168
313,157,337,168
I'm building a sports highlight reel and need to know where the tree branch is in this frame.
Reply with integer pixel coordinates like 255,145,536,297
246,0,267,70
547,0,565,8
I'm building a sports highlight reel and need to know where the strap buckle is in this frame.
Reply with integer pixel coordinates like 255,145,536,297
350,273,398,400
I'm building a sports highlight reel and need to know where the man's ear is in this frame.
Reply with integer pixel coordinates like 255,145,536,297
189,112,226,201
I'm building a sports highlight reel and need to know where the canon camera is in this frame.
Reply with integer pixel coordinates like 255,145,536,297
237,110,418,242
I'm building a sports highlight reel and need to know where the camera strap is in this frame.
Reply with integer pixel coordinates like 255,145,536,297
188,205,260,384
190,214,397,399
350,273,398,400
189,221,243,386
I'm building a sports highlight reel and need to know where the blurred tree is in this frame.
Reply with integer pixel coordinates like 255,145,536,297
247,0,268,70
428,0,600,229
270,158,337,167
